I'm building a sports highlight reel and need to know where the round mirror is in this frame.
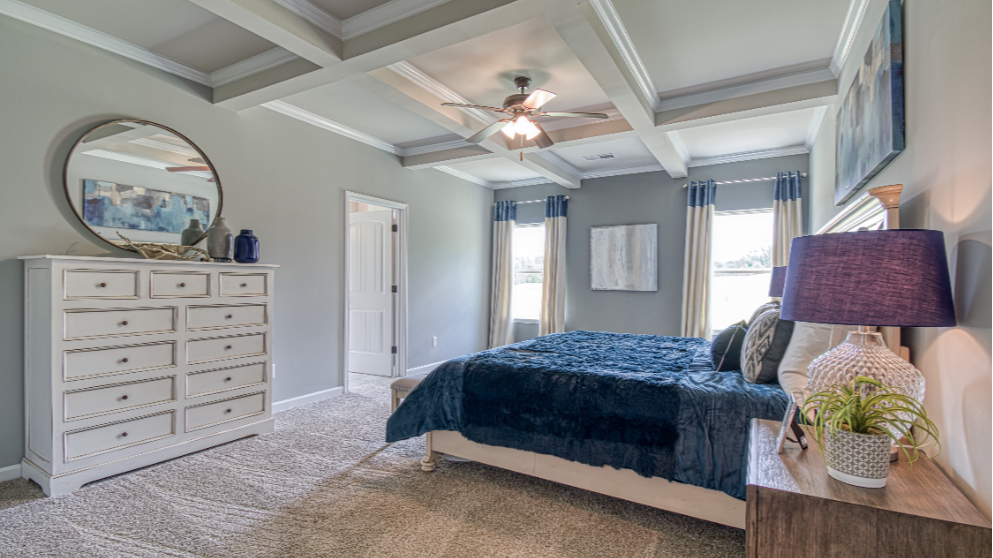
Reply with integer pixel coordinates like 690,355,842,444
64,120,223,251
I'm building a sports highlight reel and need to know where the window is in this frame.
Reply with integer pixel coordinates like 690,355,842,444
711,210,774,336
512,224,545,322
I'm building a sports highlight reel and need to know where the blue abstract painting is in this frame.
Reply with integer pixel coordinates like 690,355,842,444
82,179,210,233
834,0,904,206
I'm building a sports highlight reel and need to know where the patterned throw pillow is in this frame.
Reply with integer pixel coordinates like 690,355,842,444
741,308,795,384
747,300,780,327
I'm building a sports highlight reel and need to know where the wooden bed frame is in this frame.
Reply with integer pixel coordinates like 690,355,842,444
418,185,904,530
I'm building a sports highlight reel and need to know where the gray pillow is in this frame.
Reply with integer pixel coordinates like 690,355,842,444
747,300,780,327
741,308,795,384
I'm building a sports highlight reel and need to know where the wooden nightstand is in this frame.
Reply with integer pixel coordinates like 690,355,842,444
746,418,991,558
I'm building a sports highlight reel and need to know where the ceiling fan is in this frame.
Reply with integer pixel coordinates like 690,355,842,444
166,157,215,181
442,76,608,149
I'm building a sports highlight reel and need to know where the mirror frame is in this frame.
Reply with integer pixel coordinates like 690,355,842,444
63,119,224,252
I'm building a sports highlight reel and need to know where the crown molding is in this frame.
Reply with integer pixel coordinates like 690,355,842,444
830,0,872,76
656,67,836,112
581,163,664,180
805,105,828,149
262,100,398,154
589,0,657,110
435,166,493,187
687,145,809,168
272,0,342,36
210,47,299,87
0,0,211,85
396,138,474,157
343,0,452,40
387,61,498,126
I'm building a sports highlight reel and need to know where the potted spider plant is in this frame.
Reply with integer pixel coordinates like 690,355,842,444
801,376,940,488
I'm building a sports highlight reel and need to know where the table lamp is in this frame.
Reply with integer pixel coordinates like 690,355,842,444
769,266,787,298
780,230,956,403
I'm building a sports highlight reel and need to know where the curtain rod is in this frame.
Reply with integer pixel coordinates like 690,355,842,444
495,196,571,205
681,172,807,188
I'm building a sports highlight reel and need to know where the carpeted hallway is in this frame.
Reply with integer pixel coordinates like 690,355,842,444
0,375,746,557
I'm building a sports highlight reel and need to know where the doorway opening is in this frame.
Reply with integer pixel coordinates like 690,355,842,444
343,192,407,394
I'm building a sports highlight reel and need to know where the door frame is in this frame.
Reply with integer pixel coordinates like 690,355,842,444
342,191,408,394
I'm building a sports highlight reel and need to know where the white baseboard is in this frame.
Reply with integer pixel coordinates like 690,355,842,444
273,387,344,413
0,463,22,483
406,360,447,375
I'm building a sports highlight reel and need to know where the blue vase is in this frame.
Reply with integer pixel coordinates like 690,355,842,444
233,229,260,263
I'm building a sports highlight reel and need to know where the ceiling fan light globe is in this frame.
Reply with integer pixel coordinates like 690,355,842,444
523,121,541,140
501,121,516,138
513,116,533,136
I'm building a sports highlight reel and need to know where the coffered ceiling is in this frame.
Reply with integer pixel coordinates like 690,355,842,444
1,0,867,189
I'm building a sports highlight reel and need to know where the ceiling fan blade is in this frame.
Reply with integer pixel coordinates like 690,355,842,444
522,89,556,109
466,120,511,144
538,111,609,119
166,166,211,172
441,103,506,113
530,122,554,149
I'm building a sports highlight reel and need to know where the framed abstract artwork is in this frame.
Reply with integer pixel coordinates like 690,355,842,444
590,224,658,291
82,179,210,234
834,0,905,206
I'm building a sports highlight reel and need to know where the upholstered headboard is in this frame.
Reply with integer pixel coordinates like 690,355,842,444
816,184,906,358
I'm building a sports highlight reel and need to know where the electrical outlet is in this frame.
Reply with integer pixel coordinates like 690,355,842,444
431,336,438,347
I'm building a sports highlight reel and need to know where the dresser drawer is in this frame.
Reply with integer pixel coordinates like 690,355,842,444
64,342,176,381
187,362,266,397
187,333,266,364
65,411,175,461
219,273,268,297
64,270,139,299
64,376,175,421
187,304,267,331
64,307,176,340
150,271,210,298
185,392,265,431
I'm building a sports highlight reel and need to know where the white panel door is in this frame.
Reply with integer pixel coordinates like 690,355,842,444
349,210,394,376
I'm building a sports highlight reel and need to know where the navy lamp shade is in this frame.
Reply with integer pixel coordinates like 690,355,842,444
780,230,956,327
768,266,787,298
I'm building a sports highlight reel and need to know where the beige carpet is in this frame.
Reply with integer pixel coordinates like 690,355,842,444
0,375,745,557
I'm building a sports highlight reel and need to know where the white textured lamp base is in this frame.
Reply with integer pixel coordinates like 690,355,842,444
827,466,887,488
808,329,925,403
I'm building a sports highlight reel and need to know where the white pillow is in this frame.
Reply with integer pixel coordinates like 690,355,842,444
777,322,859,397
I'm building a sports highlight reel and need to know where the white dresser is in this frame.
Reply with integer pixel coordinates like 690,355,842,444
19,255,277,496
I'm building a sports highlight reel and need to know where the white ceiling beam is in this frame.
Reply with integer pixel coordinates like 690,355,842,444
548,1,687,178
186,0,342,66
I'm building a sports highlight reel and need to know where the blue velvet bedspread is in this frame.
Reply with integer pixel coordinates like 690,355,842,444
386,331,787,500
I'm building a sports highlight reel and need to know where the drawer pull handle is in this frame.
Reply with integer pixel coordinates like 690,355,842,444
98,283,107,288
225,314,233,319
240,283,248,288
225,408,233,414
120,320,129,326
120,432,128,437
224,377,232,382
178,283,186,288
121,358,129,363
121,395,129,401
224,345,233,350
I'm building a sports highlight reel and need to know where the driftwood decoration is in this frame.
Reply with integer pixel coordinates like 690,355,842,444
116,233,210,261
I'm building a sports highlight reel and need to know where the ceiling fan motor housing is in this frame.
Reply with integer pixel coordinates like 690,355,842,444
502,93,533,111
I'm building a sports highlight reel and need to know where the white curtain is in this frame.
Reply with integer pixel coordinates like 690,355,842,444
540,196,567,336
488,201,516,348
681,180,716,339
772,171,803,267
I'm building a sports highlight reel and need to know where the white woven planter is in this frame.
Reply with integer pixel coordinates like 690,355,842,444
822,429,892,488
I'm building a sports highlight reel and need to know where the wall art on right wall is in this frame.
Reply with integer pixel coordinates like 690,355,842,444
834,0,905,206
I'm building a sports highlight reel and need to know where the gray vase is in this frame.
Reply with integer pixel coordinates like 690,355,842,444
181,218,205,246
206,216,233,261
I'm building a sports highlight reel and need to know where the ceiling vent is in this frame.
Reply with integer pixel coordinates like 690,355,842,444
582,153,615,161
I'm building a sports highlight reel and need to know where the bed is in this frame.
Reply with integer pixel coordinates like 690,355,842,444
386,184,904,529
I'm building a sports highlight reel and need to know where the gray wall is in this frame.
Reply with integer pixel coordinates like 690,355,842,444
496,154,808,342
807,0,991,517
0,18,492,469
